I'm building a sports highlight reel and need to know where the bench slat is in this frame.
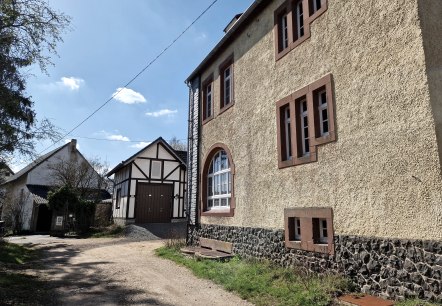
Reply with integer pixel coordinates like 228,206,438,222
199,237,233,254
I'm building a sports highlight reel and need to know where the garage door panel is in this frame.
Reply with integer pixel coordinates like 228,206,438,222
135,183,172,223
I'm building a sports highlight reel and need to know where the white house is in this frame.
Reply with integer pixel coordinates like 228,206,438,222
107,137,187,225
1,139,109,232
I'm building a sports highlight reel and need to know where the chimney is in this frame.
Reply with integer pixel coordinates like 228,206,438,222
223,13,243,34
70,139,77,152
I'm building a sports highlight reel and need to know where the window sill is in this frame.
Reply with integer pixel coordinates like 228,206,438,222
202,115,214,125
219,101,235,115
201,208,234,217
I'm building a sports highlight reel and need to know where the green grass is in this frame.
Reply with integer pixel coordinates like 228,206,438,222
155,246,352,306
396,299,440,306
0,240,57,305
0,240,37,264
89,225,124,238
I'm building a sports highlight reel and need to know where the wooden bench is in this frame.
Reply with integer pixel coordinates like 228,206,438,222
181,237,233,259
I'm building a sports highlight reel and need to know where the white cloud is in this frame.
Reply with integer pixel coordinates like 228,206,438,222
113,87,146,104
57,77,84,90
145,109,178,117
107,135,130,142
130,142,152,149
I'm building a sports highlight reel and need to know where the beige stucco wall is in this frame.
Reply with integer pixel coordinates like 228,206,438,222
198,0,442,240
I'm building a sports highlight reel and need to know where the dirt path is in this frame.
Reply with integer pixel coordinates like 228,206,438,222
8,235,252,306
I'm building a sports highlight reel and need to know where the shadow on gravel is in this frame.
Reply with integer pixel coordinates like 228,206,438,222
27,241,174,306
124,222,187,240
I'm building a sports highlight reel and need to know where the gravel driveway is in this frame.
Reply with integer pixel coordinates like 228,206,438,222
8,235,252,306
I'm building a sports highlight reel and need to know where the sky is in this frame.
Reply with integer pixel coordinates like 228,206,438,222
12,0,253,172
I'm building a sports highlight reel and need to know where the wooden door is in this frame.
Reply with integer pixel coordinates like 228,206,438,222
135,183,173,223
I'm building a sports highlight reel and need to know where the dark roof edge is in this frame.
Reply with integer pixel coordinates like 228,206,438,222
185,0,268,83
106,137,186,177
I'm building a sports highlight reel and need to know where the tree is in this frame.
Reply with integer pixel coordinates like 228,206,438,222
47,157,110,201
1,189,30,234
0,0,70,164
169,136,187,151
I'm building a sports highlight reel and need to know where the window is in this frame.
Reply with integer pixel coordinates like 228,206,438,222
293,0,304,40
151,161,162,179
219,55,234,111
207,150,231,210
284,207,334,254
201,144,235,217
309,0,322,15
279,104,292,161
276,74,336,168
202,75,214,123
298,97,310,156
274,0,328,60
316,89,329,136
116,188,121,209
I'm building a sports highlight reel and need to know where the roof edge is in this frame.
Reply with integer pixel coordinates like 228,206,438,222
185,0,268,83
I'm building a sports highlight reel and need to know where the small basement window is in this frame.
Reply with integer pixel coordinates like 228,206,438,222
284,207,334,254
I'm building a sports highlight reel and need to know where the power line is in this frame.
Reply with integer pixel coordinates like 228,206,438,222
37,0,219,156
68,136,187,143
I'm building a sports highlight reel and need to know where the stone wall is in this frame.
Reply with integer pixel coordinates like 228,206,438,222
188,224,442,302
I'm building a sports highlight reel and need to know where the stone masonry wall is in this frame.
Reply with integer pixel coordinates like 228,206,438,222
188,224,442,302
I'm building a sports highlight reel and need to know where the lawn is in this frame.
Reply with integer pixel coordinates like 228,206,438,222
156,245,352,306
156,245,441,306
0,239,57,305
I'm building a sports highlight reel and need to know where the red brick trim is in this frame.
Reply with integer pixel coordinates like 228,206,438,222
284,207,335,255
202,74,214,125
200,143,235,217
219,54,235,113
276,73,336,168
274,0,328,61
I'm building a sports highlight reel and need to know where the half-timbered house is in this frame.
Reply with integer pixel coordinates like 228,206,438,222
107,137,187,225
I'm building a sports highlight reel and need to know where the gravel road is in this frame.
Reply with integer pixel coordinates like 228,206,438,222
8,235,252,306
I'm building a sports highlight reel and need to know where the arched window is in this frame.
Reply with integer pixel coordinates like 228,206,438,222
207,150,231,210
201,144,235,217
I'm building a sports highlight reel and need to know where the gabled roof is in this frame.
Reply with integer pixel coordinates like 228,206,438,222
3,142,70,185
27,184,111,203
186,0,270,83
106,137,187,177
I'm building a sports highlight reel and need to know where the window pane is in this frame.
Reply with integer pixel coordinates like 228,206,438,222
322,109,328,120
304,127,309,138
221,153,228,170
302,101,307,112
323,120,329,134
213,199,219,207
303,116,308,127
209,161,214,174
228,174,231,193
305,140,310,153
208,199,213,208
208,177,213,196
221,198,227,207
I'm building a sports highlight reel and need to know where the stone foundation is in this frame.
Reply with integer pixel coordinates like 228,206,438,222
188,224,442,302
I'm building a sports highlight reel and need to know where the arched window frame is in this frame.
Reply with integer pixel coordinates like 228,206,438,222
201,143,235,217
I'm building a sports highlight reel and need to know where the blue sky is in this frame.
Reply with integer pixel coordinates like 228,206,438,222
12,0,252,172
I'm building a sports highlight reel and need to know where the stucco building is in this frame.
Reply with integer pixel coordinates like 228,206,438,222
186,0,442,301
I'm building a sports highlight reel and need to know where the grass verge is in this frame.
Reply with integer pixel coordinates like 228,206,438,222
156,246,352,306
0,240,57,305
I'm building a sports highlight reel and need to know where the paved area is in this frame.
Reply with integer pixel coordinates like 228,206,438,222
7,235,252,306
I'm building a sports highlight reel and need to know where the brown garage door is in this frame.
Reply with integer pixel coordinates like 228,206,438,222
135,183,173,223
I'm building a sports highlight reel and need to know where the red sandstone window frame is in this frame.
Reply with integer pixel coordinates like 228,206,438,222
276,74,336,168
219,54,235,113
201,143,235,217
284,207,335,255
274,0,328,61
202,74,214,124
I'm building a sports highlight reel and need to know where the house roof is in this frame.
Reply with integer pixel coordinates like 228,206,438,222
27,184,112,203
185,0,270,83
2,142,70,185
106,137,187,177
